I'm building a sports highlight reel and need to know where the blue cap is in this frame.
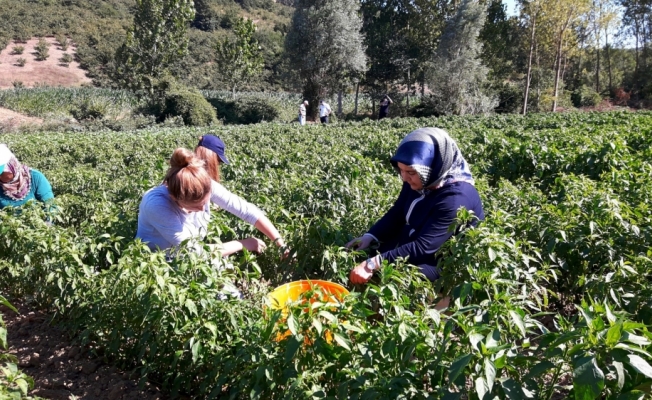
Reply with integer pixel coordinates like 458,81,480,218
198,135,230,164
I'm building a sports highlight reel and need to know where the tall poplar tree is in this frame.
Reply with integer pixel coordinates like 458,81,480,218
114,0,195,94
215,18,265,99
285,0,367,119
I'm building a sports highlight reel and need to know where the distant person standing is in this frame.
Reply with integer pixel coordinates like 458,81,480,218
298,100,308,125
319,100,332,124
378,95,393,120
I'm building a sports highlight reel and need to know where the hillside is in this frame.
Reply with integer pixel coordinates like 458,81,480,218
0,37,91,89
0,0,292,89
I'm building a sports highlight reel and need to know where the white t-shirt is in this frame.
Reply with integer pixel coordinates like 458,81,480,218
319,103,331,117
299,104,306,116
136,181,264,252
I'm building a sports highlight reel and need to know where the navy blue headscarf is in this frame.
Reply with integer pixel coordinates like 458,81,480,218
390,128,474,193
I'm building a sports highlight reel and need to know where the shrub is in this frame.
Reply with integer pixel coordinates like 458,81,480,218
0,294,36,399
56,34,69,51
494,81,523,114
149,77,217,126
571,85,603,108
15,58,26,67
71,99,108,121
12,81,24,89
34,38,50,61
540,88,574,111
207,96,280,124
162,88,217,126
11,46,24,55
60,53,73,66
613,87,631,106
233,97,279,124
220,7,240,29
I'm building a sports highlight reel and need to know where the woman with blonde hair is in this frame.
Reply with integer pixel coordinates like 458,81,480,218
195,135,287,254
136,147,266,256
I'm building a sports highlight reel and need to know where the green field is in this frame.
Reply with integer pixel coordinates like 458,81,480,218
1,112,651,399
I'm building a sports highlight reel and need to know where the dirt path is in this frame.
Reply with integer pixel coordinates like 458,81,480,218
3,301,166,400
0,107,43,131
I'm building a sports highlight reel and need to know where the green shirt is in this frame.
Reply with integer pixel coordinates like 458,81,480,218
0,169,54,209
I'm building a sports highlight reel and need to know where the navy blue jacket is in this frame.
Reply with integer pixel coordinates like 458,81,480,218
368,181,484,280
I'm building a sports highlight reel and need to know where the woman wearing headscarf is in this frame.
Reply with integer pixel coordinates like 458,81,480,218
347,128,484,284
0,144,55,209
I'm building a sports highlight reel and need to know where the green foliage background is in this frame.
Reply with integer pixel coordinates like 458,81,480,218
0,112,651,398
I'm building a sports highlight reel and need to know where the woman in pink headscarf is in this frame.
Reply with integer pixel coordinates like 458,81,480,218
0,144,54,209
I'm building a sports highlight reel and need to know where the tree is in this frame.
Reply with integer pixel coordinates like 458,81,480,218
582,0,619,93
192,0,220,32
216,18,265,99
114,0,195,94
598,0,620,91
479,0,523,81
425,0,497,115
479,0,525,113
360,0,450,109
542,0,590,111
521,0,544,114
619,0,650,97
285,0,367,119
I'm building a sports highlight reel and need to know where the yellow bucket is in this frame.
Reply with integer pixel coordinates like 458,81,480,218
267,280,349,310
267,280,349,343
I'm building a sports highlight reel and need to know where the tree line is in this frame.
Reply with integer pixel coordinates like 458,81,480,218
1,0,650,119
284,0,648,117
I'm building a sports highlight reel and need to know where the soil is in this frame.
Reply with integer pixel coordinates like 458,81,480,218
2,301,166,400
0,37,92,89
0,107,43,131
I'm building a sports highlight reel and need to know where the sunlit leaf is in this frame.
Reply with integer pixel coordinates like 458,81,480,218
627,354,652,379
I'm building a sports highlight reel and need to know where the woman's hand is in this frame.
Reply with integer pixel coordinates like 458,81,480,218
240,237,267,253
253,217,290,258
346,234,374,250
274,237,291,259
349,256,379,285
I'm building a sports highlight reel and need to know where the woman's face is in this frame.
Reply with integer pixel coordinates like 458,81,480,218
174,192,211,213
0,171,14,183
397,162,423,190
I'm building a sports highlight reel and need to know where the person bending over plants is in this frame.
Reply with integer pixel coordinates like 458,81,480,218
347,127,484,285
136,147,272,258
0,144,55,211
194,134,288,256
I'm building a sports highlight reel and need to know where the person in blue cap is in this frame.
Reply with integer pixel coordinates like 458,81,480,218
195,135,289,256
346,128,484,285
136,147,268,259
0,144,55,210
